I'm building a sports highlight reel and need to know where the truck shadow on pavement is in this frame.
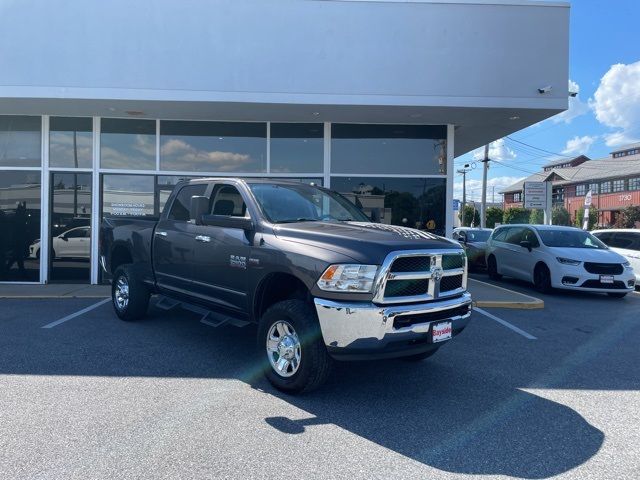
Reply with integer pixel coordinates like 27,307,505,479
0,299,618,479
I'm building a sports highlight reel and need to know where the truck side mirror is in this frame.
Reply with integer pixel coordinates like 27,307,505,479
190,196,209,225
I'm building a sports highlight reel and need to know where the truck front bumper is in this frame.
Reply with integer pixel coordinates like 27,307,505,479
314,292,472,360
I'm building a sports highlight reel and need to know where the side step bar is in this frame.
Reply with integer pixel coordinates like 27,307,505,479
154,295,250,328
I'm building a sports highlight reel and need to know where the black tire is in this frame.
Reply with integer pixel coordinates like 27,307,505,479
533,263,552,294
402,347,440,362
607,292,627,298
258,299,333,394
112,264,150,321
487,255,502,280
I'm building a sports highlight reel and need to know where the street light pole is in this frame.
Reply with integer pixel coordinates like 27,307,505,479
456,163,472,227
480,144,489,228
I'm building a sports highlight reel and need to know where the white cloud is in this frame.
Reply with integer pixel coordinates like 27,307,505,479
472,138,516,162
551,80,589,124
561,135,596,155
590,61,640,147
453,175,523,202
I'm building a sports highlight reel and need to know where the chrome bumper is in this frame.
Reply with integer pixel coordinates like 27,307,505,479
313,292,472,354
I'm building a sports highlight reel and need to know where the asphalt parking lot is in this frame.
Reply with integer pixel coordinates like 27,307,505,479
1,284,639,480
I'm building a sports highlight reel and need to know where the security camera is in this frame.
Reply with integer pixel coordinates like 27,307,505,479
538,86,553,94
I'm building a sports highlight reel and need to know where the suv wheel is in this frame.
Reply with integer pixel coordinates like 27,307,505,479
533,264,552,294
258,299,332,394
112,264,150,321
487,255,502,280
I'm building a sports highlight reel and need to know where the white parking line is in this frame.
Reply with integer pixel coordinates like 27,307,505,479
474,306,537,340
41,298,110,329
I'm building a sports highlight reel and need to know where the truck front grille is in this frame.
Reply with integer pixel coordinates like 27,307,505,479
375,249,467,304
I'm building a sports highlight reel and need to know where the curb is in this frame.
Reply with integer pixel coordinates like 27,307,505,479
469,278,544,310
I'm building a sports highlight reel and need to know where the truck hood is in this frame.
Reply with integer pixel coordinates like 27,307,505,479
272,221,460,264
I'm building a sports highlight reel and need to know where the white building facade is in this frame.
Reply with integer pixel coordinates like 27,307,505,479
0,0,569,284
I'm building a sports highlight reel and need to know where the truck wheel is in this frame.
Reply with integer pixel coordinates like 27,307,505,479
112,264,150,321
402,347,440,361
258,299,332,394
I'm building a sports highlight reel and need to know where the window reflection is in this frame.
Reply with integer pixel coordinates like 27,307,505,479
0,116,41,167
330,177,446,235
270,123,323,173
160,121,266,173
0,171,41,282
101,119,156,170
102,174,156,217
331,124,446,175
49,173,92,283
50,117,93,168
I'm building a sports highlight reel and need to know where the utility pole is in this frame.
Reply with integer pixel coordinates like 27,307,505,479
456,163,472,227
480,144,489,228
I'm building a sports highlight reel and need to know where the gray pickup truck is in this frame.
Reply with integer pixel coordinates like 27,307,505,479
101,178,472,392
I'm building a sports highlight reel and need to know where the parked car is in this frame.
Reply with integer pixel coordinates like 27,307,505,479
101,178,472,393
29,226,91,259
591,229,640,283
485,224,635,297
452,227,492,270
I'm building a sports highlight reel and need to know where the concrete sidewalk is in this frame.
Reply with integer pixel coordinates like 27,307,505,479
0,280,543,309
0,284,111,299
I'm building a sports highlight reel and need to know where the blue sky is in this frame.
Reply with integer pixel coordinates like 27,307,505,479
453,0,640,202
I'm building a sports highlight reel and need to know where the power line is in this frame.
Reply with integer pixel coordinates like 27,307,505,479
506,136,573,158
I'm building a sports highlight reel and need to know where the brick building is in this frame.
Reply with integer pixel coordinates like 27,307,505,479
501,143,640,227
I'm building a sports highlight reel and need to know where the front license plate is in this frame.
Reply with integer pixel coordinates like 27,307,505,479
600,275,614,284
432,322,452,343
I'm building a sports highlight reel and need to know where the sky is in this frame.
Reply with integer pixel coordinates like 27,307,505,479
453,0,640,202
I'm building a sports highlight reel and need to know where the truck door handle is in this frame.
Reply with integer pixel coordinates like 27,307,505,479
195,235,211,243
155,231,168,237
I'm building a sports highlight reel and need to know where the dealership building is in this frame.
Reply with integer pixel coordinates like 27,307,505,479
0,0,569,284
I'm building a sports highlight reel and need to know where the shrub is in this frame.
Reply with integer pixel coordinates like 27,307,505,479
459,204,480,227
552,206,571,226
529,209,544,224
485,207,504,228
503,207,530,224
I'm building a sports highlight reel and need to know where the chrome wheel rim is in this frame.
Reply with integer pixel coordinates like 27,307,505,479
114,276,129,310
266,320,301,378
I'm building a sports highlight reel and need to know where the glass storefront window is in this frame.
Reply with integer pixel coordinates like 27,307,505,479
49,173,92,283
330,177,446,235
101,119,156,170
50,117,93,168
102,174,156,217
0,171,42,282
331,124,447,175
160,121,266,173
0,116,41,167
270,123,323,173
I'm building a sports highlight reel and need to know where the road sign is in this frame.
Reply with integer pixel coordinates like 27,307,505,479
524,181,548,209
453,199,461,211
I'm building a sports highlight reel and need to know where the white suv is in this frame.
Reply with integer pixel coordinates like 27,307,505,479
591,229,640,283
485,224,636,297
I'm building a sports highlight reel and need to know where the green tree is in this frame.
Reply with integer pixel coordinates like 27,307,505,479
503,207,530,224
552,206,571,226
575,207,598,230
529,209,544,224
459,204,480,227
614,205,640,228
485,207,504,228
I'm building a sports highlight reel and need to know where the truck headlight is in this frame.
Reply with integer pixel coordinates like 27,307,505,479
317,264,378,292
623,261,632,270
556,257,581,266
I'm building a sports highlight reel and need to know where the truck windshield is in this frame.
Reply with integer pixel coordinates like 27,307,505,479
248,183,370,224
537,229,607,249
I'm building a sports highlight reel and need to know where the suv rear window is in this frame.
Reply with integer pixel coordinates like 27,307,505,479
492,227,509,242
